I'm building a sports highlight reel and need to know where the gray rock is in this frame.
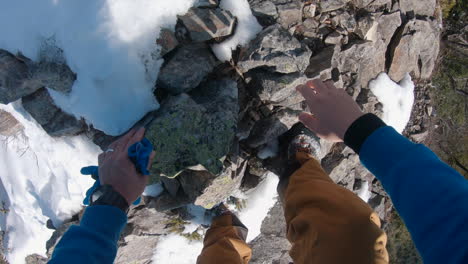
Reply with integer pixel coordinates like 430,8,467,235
306,45,335,79
178,7,237,42
352,0,390,8
355,15,379,41
320,0,351,12
195,0,219,8
248,0,278,27
160,176,181,197
0,49,76,105
193,159,247,209
156,28,179,56
246,108,300,148
332,39,386,89
277,1,303,29
336,11,357,32
0,109,23,136
146,79,238,178
399,0,436,17
22,88,87,137
238,25,312,74
303,4,317,18
115,206,172,264
30,61,76,94
25,254,48,264
157,43,219,95
300,18,320,38
177,169,217,201
0,50,42,104
377,11,402,46
388,19,440,82
325,31,343,45
246,70,307,107
248,201,292,264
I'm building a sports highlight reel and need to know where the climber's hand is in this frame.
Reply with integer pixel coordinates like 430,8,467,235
296,79,364,142
98,127,156,204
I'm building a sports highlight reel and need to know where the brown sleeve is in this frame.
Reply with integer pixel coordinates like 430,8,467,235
283,152,389,264
197,214,252,264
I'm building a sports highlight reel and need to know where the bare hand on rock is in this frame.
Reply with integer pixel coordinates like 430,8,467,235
98,127,156,204
296,79,364,142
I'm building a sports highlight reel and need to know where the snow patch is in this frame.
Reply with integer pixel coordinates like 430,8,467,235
211,0,262,62
143,183,164,197
0,0,196,135
152,234,204,264
0,101,101,263
357,181,371,203
369,73,415,133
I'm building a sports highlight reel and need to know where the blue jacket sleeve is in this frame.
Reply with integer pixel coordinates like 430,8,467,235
360,126,468,264
48,205,127,264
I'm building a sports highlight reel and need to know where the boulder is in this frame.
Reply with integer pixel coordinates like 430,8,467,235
30,61,76,94
156,28,179,56
306,45,335,79
25,254,48,264
178,7,237,42
325,31,343,45
22,88,87,136
355,15,379,41
388,19,440,82
277,1,303,29
157,43,219,95
246,108,300,148
399,0,436,17
352,0,390,8
115,206,172,264
335,11,357,32
237,25,312,74
195,0,219,8
320,0,351,13
332,39,387,90
0,50,42,104
146,79,238,178
0,49,76,105
303,4,317,18
0,110,23,136
248,0,278,27
246,70,307,107
377,11,402,46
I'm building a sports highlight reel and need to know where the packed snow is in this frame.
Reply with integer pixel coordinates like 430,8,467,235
0,102,101,264
369,73,415,133
211,0,262,61
0,0,197,135
357,181,371,203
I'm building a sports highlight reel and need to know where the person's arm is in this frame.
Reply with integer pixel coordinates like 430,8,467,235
345,115,468,264
49,205,127,264
297,79,468,264
49,128,155,264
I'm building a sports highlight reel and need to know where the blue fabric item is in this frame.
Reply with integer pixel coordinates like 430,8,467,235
127,137,153,176
360,126,468,264
48,205,127,264
81,137,153,206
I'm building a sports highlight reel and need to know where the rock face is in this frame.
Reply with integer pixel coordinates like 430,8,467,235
388,19,440,82
157,43,219,94
238,25,312,74
399,0,436,17
245,70,307,107
0,49,75,104
157,28,179,56
320,0,350,12
249,201,292,264
178,7,237,42
115,206,172,264
0,110,23,136
22,88,87,136
146,79,238,178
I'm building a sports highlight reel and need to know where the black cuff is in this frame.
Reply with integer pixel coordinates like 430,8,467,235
90,185,129,213
344,113,386,154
